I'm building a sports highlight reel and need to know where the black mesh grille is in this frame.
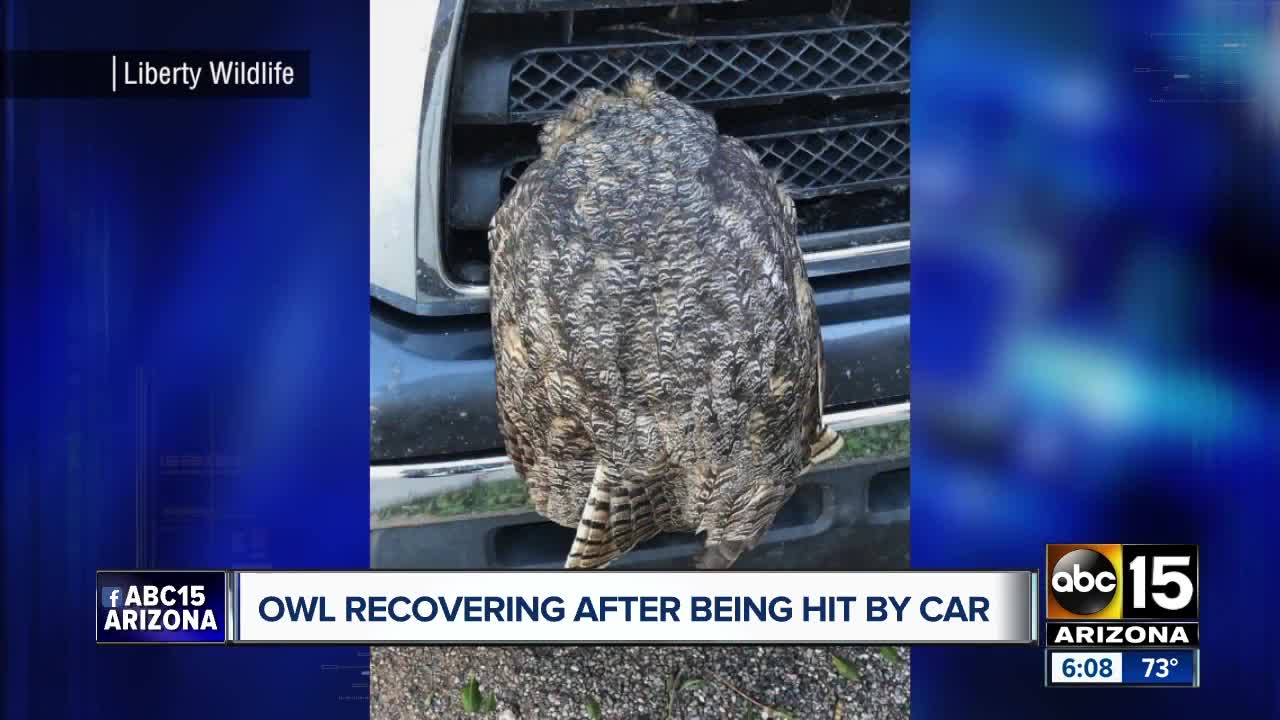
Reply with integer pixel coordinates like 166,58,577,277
744,118,908,198
509,23,909,120
444,5,912,290
498,116,908,203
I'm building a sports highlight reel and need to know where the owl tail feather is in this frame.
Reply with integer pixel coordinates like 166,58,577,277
806,426,844,471
565,464,668,570
565,465,618,569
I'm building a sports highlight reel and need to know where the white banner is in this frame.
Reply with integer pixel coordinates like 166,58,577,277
232,570,1037,644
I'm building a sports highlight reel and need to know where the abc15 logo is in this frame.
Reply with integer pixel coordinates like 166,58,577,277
1046,544,1199,620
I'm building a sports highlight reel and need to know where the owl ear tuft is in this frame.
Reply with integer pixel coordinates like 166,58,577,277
539,88,603,158
624,72,658,102
565,87,609,122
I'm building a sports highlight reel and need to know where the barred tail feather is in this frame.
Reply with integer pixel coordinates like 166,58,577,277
565,465,618,569
608,480,665,559
806,425,843,471
566,464,671,570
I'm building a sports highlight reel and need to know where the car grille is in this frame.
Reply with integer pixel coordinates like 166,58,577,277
499,110,908,200
443,0,910,289
508,23,909,120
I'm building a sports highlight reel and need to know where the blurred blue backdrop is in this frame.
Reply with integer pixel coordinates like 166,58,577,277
913,0,1279,716
6,0,1280,717
1,1,370,718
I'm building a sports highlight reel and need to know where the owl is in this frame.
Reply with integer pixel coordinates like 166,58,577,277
488,75,841,570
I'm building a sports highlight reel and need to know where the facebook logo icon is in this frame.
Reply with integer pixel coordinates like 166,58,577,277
101,587,124,608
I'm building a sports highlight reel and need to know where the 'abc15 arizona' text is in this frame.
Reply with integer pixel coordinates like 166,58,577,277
1046,544,1199,648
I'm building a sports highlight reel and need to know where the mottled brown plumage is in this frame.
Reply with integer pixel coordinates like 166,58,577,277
489,75,841,569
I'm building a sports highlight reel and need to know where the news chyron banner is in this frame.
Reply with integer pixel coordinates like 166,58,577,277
96,570,1038,645
1044,544,1200,687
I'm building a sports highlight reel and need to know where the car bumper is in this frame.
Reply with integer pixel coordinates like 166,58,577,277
371,402,909,569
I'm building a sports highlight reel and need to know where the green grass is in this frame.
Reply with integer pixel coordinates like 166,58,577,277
878,646,903,665
376,477,531,522
832,420,910,462
460,676,497,714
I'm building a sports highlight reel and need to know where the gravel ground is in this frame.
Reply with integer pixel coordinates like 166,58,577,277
372,645,909,720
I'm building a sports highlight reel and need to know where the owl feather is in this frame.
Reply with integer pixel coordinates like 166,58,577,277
489,74,840,570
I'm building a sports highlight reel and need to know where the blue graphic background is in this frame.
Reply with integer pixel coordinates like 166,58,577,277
5,0,1279,717
2,0,370,718
913,0,1279,716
